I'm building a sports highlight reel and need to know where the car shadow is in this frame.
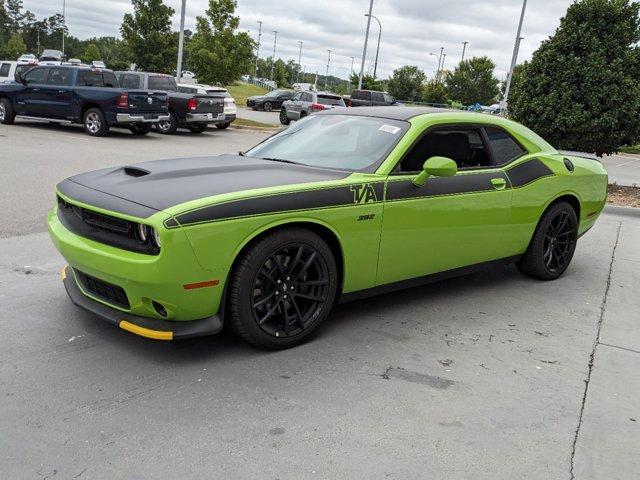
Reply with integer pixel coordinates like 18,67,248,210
12,120,165,140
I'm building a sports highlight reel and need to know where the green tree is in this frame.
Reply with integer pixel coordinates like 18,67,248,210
349,73,385,91
387,65,425,101
120,0,176,73
6,0,23,32
444,56,499,105
3,32,26,58
187,0,255,85
81,43,102,63
0,0,10,44
510,0,640,156
421,80,449,104
272,58,288,87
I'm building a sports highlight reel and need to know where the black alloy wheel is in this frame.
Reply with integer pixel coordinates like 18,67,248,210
279,108,290,125
228,228,338,349
517,201,578,280
263,101,273,112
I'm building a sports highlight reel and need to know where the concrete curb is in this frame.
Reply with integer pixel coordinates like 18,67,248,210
604,205,640,218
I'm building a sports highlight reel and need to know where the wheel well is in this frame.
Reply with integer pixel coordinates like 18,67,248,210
548,194,581,220
81,103,102,117
227,222,345,296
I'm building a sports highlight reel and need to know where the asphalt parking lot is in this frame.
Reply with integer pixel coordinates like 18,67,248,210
1,121,639,479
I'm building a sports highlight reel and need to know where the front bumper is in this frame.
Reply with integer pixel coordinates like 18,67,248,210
186,112,225,123
62,266,223,340
116,113,170,124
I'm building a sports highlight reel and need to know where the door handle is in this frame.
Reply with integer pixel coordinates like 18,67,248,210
32,88,41,92
491,178,507,190
57,90,65,93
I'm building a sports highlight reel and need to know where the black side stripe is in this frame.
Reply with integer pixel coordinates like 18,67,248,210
506,158,554,188
386,171,508,201
166,182,385,228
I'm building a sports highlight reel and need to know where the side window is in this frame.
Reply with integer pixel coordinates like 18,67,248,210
398,127,492,172
120,74,140,89
76,71,103,87
383,93,394,103
0,63,10,77
371,92,385,102
484,126,526,165
359,91,372,101
24,68,48,84
302,92,313,102
46,68,71,86
102,72,119,88
292,92,302,101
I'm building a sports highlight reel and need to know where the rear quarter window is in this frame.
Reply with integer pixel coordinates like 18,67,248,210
485,126,527,165
119,74,141,89
148,75,177,91
0,63,10,77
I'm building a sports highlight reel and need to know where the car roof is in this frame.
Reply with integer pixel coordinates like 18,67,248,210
320,106,459,120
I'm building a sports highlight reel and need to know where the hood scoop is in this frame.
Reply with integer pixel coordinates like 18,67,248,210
123,166,150,177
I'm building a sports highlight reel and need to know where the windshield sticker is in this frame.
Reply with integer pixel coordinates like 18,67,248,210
378,124,401,135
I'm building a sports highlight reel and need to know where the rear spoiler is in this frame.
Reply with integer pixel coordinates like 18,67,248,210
558,150,601,162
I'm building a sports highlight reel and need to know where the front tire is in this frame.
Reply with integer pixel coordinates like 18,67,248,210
263,101,273,112
0,98,16,124
228,228,338,350
279,108,290,125
156,111,178,134
516,201,578,280
83,108,109,136
129,123,152,135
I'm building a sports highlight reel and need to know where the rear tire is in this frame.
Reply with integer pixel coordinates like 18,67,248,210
129,123,152,135
279,108,290,125
263,101,273,112
156,111,178,134
516,201,578,280
187,123,207,133
83,108,109,137
228,228,338,350
215,122,231,129
0,98,15,124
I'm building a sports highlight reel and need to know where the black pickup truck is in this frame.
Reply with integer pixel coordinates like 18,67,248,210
345,89,399,107
0,65,169,136
115,72,225,134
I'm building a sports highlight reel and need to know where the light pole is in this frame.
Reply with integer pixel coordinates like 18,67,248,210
502,0,528,110
358,0,375,89
176,0,186,80
350,56,355,76
325,49,332,90
365,13,381,80
254,20,262,77
61,0,66,56
270,30,278,80
461,41,469,62
429,50,443,83
296,41,303,83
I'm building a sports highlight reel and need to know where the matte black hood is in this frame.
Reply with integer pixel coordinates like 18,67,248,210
57,155,349,218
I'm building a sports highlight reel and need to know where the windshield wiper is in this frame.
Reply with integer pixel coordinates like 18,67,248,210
260,157,304,165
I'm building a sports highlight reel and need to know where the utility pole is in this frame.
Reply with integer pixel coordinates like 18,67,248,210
270,30,278,80
254,20,262,77
61,0,66,56
502,0,528,110
441,53,447,76
296,41,303,83
325,49,332,90
461,41,469,62
176,0,187,80
358,0,375,89
350,56,355,76
37,29,40,54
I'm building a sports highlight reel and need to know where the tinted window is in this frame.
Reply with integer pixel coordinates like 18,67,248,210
120,74,140,89
371,92,385,102
148,75,176,91
24,68,48,84
484,126,526,165
352,90,371,100
317,95,344,106
102,71,118,88
246,114,408,172
76,70,118,88
178,86,197,94
15,64,32,78
0,63,10,77
46,68,71,86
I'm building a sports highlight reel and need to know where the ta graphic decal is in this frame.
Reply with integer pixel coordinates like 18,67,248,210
350,184,378,204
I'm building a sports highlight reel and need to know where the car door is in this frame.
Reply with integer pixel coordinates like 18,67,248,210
276,92,292,108
371,91,386,106
42,67,73,119
299,92,314,116
286,92,304,119
14,67,49,116
377,125,514,286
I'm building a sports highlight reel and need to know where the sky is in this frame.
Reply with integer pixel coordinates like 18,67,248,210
25,0,575,80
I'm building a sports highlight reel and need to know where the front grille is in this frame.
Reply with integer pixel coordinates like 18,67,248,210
75,269,130,309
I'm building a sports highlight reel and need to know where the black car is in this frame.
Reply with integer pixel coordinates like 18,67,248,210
346,89,399,107
246,89,294,111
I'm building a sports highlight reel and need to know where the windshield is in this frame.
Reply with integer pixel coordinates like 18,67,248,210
265,90,285,98
245,114,408,172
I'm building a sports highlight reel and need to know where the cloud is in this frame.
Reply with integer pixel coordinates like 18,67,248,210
26,0,573,79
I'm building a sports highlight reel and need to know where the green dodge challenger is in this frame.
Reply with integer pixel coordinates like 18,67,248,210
48,107,607,349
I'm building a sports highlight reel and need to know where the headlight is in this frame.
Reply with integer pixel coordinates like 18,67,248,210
137,223,148,242
151,227,161,247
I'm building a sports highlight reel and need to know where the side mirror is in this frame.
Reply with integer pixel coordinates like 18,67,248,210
17,74,27,85
412,156,457,187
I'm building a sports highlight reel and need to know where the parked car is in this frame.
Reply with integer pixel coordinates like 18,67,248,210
39,49,64,65
48,108,607,349
280,91,345,125
246,89,294,111
0,65,169,136
66,58,84,66
17,53,37,63
0,61,36,84
346,89,398,107
116,71,225,134
91,61,106,69
177,83,236,129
